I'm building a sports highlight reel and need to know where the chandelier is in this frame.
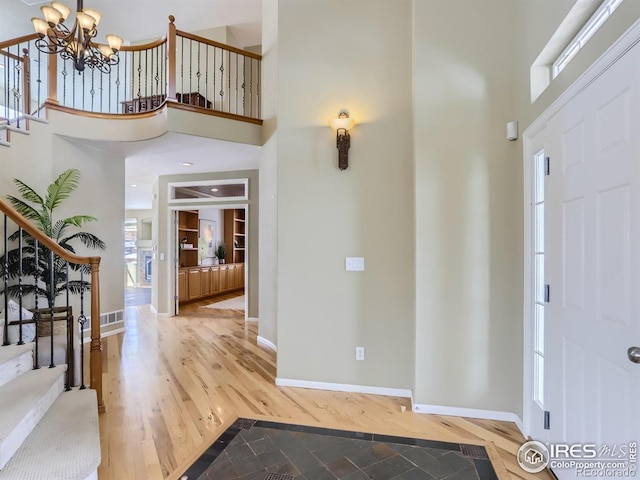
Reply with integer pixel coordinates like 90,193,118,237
31,1,124,74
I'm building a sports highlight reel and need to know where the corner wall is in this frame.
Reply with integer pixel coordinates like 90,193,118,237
412,0,522,414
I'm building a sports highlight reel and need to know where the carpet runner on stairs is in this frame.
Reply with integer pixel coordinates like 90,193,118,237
0,343,100,480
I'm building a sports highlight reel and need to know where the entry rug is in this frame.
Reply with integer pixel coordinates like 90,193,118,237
180,418,499,480
202,295,245,310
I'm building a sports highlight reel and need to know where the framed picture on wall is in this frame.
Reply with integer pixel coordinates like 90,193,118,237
199,219,216,258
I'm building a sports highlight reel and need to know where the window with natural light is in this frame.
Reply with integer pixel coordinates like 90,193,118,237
532,151,546,408
552,0,624,78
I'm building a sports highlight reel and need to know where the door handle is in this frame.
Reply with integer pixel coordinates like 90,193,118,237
629,347,640,364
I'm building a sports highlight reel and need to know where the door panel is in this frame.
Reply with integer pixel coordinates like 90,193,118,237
545,40,640,476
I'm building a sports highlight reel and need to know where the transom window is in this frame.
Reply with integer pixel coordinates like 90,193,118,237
552,0,624,78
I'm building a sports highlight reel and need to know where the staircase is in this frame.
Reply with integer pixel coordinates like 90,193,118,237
0,343,100,480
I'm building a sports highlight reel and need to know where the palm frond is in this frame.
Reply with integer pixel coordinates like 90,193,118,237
60,215,98,228
45,169,80,211
12,179,44,206
62,232,106,250
6,197,43,223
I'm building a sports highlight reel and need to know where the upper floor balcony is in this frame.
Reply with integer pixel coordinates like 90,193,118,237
0,14,262,146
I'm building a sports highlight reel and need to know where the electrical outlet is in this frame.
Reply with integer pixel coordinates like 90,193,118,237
356,346,365,361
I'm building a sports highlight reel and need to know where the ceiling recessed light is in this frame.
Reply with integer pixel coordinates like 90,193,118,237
181,162,194,167
131,184,137,188
210,188,219,192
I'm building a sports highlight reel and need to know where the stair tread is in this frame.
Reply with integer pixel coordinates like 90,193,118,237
0,365,66,441
0,345,33,367
0,389,100,480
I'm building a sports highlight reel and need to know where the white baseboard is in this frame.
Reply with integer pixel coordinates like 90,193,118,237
275,378,413,399
412,402,522,425
513,416,525,437
82,326,125,343
246,317,259,323
257,335,277,352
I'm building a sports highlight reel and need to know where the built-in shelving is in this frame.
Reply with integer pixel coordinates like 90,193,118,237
178,210,199,267
224,209,246,264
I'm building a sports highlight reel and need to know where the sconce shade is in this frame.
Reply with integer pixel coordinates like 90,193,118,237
330,116,355,131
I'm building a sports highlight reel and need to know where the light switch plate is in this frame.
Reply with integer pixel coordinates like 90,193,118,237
345,257,365,271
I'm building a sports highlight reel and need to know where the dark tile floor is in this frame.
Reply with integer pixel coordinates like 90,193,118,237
181,419,498,480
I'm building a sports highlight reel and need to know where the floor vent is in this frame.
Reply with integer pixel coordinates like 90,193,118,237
460,444,489,459
231,418,256,430
265,474,294,480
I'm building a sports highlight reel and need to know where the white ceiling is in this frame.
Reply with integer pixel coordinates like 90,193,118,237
2,0,262,46
2,0,264,210
65,133,261,210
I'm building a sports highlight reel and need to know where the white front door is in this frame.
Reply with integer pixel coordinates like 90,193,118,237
544,39,640,475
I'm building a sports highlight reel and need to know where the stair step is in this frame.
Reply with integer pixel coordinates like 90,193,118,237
0,344,34,388
0,365,66,470
0,389,100,480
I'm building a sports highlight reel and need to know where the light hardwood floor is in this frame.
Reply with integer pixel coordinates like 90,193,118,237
96,299,553,480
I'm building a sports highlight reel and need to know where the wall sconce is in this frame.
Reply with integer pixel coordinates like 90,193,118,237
329,111,355,171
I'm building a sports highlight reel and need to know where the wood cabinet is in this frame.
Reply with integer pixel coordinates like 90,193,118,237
201,267,211,297
188,268,202,300
224,209,246,264
178,270,187,302
178,210,199,268
219,264,228,292
178,263,244,304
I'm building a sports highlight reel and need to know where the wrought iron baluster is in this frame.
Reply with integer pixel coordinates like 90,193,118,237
136,51,142,107
235,53,238,115
213,46,217,111
65,262,71,390
124,51,128,107
189,39,192,100
49,250,54,368
71,60,75,109
62,57,68,106
219,47,224,110
205,44,209,109
100,66,103,113
90,68,95,112
17,227,24,345
257,60,261,119
242,55,246,116
33,239,41,368
227,50,231,113
196,42,201,97
36,45,42,118
13,46,21,129
78,269,87,390
181,36,184,101
2,215,9,346
145,49,148,102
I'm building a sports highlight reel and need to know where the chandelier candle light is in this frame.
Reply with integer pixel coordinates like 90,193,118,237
32,0,123,73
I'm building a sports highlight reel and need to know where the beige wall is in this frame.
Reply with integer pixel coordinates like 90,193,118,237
0,122,125,316
275,0,415,389
258,0,278,346
412,0,521,413
154,170,259,317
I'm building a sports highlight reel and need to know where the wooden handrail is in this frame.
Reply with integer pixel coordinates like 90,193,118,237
0,196,103,412
120,36,167,52
175,30,262,60
0,33,38,50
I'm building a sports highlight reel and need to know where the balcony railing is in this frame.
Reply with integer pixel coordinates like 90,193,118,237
0,15,261,134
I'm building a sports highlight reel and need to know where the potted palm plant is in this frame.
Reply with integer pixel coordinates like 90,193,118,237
0,169,106,308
